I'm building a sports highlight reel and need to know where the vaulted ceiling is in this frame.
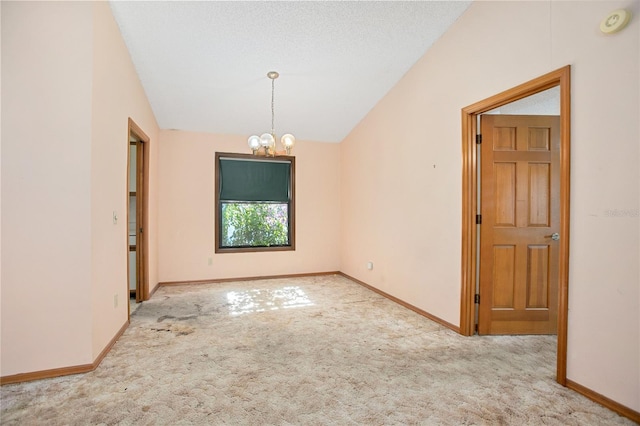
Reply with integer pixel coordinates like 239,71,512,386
109,1,472,143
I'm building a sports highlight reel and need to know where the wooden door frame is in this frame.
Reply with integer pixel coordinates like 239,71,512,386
126,118,150,307
459,65,571,385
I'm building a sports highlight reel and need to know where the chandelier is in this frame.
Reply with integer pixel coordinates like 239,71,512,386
248,71,295,156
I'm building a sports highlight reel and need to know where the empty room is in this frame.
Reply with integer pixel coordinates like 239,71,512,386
1,0,639,424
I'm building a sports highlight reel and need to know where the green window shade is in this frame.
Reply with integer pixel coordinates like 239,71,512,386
219,158,290,202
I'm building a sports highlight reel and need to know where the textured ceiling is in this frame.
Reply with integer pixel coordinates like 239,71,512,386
485,87,560,115
109,1,472,143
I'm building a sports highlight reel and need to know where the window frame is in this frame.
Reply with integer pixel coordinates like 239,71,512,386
214,152,296,253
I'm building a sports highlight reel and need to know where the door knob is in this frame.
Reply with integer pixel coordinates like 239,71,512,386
545,232,560,241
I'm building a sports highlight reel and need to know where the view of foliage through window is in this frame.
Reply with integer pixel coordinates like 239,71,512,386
221,203,289,247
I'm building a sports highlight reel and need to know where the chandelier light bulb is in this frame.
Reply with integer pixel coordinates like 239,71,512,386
260,133,275,148
248,135,261,151
281,134,295,154
281,134,295,147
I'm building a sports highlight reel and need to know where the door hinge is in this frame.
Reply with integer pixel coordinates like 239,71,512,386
474,294,480,304
139,227,143,234
476,134,482,144
476,214,482,224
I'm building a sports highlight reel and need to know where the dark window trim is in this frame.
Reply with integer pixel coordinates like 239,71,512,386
214,152,296,254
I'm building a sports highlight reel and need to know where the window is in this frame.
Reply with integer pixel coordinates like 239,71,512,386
215,152,295,253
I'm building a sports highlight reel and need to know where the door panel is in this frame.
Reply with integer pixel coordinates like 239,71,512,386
527,245,549,308
493,245,515,308
479,115,560,335
494,163,516,226
528,163,550,226
528,127,550,150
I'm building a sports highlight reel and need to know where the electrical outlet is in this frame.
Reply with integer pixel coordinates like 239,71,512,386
367,261,374,270
208,257,213,266
114,294,118,308
113,211,118,224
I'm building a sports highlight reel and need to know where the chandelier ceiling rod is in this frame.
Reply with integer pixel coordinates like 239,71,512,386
269,71,278,136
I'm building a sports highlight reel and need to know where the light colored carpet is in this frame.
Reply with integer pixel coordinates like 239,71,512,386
1,275,634,425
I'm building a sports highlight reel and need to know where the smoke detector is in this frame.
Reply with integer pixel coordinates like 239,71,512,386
600,9,632,34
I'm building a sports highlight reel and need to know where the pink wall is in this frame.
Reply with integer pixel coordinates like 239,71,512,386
0,0,4,374
90,2,160,359
2,2,94,373
158,131,341,282
341,0,639,411
1,2,160,376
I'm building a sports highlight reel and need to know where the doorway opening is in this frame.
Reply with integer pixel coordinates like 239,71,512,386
459,66,571,385
127,118,150,316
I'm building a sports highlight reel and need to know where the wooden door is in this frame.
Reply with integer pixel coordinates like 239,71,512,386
478,115,560,335
135,140,145,303
127,118,149,309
